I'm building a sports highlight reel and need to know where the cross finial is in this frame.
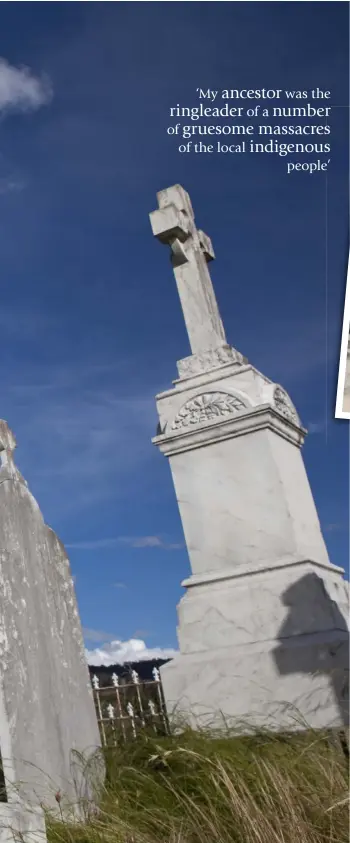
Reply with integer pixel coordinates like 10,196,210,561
150,185,227,355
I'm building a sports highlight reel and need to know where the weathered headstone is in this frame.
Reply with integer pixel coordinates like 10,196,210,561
0,420,101,826
150,184,349,731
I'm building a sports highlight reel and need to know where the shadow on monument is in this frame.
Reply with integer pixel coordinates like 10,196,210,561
273,572,349,736
0,750,6,803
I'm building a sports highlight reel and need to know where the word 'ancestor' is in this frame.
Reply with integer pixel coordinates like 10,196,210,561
166,88,332,173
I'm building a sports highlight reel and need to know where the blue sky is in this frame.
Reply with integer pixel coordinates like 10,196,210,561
0,2,348,665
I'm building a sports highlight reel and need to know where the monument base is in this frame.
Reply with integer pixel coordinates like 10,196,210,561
0,803,46,843
161,635,349,732
161,561,349,732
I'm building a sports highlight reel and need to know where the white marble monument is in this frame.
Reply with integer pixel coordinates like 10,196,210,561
150,184,349,732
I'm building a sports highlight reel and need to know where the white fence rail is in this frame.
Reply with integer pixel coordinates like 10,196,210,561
91,667,170,744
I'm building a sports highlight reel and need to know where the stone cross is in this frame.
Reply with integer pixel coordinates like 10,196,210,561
150,185,227,355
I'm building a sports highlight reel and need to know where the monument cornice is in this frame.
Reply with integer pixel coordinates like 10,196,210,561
152,403,306,456
181,557,345,589
155,363,272,400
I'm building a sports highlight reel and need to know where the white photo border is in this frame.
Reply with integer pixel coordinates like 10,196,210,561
335,252,350,419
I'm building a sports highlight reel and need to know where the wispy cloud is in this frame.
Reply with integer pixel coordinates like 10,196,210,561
66,534,183,550
0,57,52,115
83,627,118,644
66,538,122,550
324,522,348,533
307,421,327,435
118,535,184,550
4,356,159,524
113,582,127,589
85,636,177,667
0,176,25,195
132,629,151,638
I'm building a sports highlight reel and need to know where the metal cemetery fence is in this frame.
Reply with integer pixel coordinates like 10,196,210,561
91,667,170,745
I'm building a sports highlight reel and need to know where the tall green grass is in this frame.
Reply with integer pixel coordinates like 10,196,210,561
46,724,349,843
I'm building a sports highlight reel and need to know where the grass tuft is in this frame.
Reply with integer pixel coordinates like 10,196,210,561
46,724,349,843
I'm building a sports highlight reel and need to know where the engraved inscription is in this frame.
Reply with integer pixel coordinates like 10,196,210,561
172,392,246,430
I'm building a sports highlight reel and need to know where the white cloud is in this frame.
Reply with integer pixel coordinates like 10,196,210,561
86,637,177,666
0,57,52,114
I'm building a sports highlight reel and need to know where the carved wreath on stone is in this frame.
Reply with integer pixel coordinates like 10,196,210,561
171,392,246,430
274,386,298,424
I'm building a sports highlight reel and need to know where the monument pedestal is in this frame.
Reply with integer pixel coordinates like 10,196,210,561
0,803,46,843
160,560,349,730
150,184,349,732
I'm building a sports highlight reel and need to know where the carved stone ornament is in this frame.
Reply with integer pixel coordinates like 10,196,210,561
171,391,246,431
177,345,245,379
273,386,299,424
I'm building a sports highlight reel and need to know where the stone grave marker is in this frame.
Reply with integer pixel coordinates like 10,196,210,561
0,420,101,835
150,184,349,732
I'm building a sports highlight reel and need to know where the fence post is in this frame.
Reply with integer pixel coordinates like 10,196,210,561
107,703,117,746
152,667,170,734
127,702,137,738
92,674,106,745
112,672,126,742
131,669,146,727
149,699,158,733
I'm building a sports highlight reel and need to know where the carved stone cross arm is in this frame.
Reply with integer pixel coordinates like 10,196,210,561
150,185,227,355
